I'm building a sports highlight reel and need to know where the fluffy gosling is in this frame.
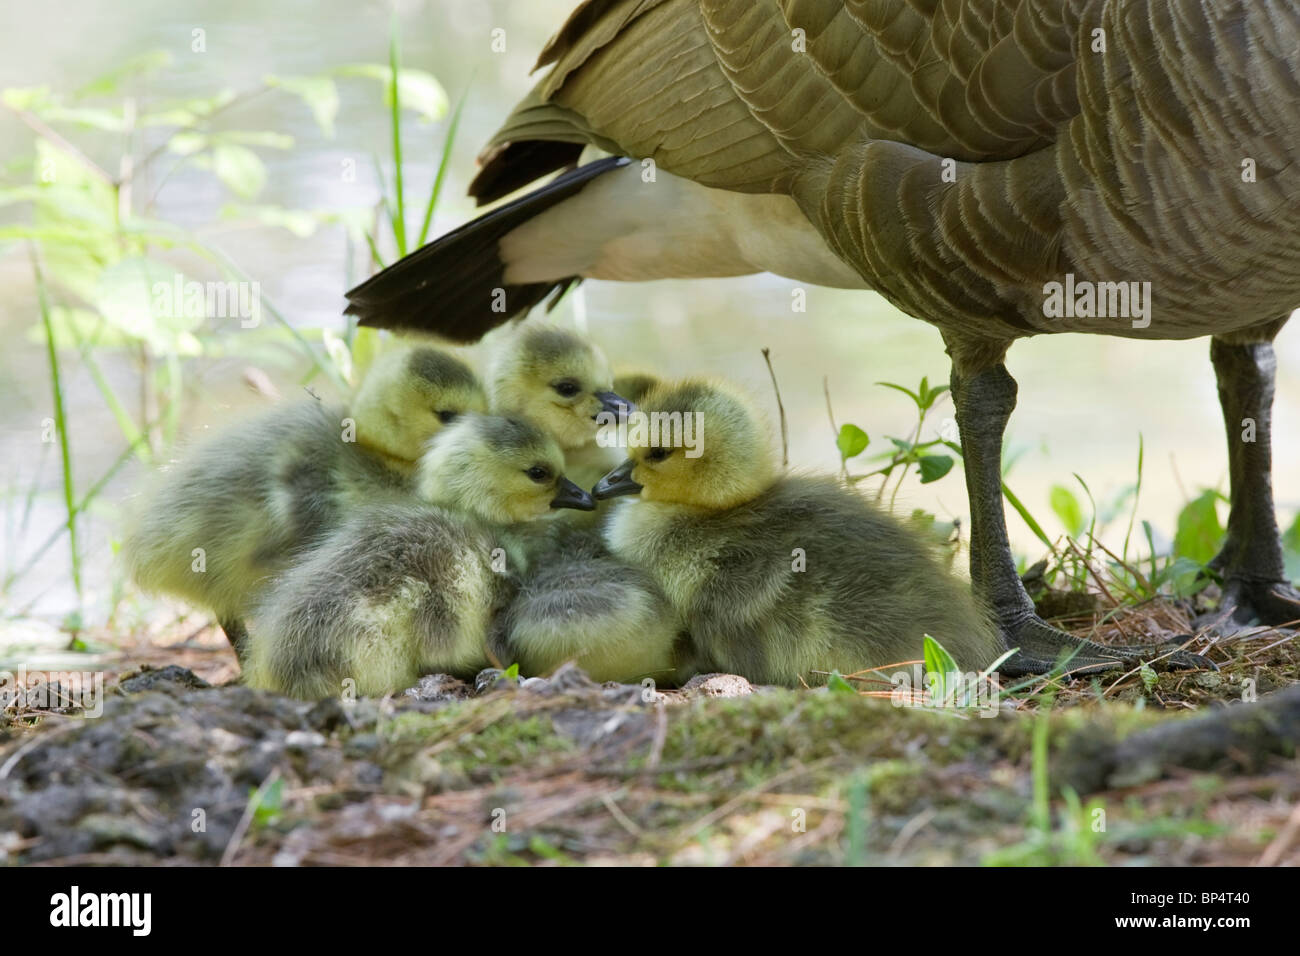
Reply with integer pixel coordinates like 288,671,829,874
243,414,594,699
593,379,1004,687
123,346,486,659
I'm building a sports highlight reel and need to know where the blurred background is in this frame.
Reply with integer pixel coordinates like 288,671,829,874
2,0,1298,653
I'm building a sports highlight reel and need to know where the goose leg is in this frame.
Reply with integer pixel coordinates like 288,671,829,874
1202,324,1300,631
949,353,1210,677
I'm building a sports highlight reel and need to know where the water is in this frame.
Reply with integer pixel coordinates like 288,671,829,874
2,0,1298,621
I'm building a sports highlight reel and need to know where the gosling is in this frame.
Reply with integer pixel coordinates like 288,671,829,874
490,524,683,685
488,324,631,492
488,338,679,682
123,346,486,659
244,414,594,699
593,379,1004,687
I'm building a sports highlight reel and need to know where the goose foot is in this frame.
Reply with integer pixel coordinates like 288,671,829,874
997,615,1214,678
1193,578,1300,636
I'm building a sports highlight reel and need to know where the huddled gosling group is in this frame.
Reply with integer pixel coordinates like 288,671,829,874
126,324,1003,699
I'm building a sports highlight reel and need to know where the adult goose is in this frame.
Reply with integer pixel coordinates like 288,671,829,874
346,0,1300,674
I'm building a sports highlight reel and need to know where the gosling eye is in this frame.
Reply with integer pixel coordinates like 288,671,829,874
646,447,672,463
552,380,581,399
436,410,458,424
525,465,552,483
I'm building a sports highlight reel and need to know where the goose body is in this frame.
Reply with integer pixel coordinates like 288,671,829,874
124,347,486,657
244,414,595,699
347,0,1291,672
348,0,1300,344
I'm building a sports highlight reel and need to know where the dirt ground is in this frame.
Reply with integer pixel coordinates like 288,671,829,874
2,596,1298,867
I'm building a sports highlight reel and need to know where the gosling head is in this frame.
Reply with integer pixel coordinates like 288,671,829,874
416,413,595,524
612,372,660,408
593,379,776,510
489,325,631,451
351,346,488,466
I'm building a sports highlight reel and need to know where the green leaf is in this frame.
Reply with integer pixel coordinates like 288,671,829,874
251,777,284,827
502,662,520,681
167,131,208,156
917,454,954,484
0,184,48,209
826,671,857,694
923,635,962,705
141,89,238,127
836,423,869,460
43,106,128,131
917,377,949,411
336,63,448,121
1154,557,1207,599
220,203,318,237
1173,490,1226,565
265,73,340,137
212,145,266,199
2,85,55,112
211,130,294,150
93,256,205,350
75,50,172,99
1283,513,1300,583
875,380,922,408
1049,484,1085,538
25,306,133,350
1139,662,1158,692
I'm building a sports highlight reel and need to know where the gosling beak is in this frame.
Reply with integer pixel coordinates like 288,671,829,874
593,459,643,499
593,390,634,421
550,476,597,512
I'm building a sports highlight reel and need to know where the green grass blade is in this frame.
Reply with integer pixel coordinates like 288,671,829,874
4,427,153,591
201,248,346,391
940,437,1055,552
1002,480,1055,552
1122,434,1144,566
388,18,406,257
363,228,385,270
31,248,82,604
1031,691,1056,835
416,83,468,248
65,314,153,465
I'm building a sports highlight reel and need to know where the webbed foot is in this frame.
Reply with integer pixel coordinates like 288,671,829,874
1194,577,1300,635
998,615,1214,678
